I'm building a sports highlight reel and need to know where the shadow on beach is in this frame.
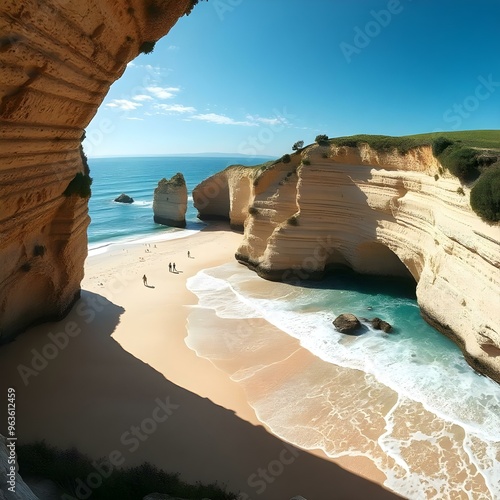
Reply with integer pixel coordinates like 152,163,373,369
0,291,401,500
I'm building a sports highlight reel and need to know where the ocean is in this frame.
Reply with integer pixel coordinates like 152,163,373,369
87,155,271,251
88,156,500,500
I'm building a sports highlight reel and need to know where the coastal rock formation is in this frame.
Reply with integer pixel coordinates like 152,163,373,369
115,193,134,203
196,144,500,383
333,314,361,333
193,164,259,230
0,0,192,340
371,317,392,333
153,173,187,228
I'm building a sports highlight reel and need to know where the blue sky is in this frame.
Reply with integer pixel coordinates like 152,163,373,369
84,0,500,157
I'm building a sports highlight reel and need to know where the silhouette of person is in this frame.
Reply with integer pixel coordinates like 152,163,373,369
142,274,147,286
187,250,190,258
173,263,177,273
168,263,172,273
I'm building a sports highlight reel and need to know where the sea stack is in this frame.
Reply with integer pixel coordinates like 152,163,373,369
153,173,188,228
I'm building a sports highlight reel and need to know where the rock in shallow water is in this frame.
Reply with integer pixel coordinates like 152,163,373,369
371,317,393,333
333,313,361,333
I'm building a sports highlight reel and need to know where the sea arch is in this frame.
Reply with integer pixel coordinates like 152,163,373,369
352,241,417,282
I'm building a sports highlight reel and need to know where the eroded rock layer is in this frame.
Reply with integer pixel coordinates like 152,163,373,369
0,0,192,340
196,144,500,383
153,172,187,228
193,164,258,230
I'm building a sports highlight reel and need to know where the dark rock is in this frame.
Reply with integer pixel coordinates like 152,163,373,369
333,313,361,333
371,317,392,333
114,193,134,203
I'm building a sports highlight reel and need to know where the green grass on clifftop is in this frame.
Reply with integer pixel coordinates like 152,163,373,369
329,130,500,154
329,130,500,222
238,131,500,222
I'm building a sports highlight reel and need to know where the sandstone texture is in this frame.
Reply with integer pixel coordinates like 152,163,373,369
196,144,500,383
193,164,259,230
0,0,192,340
153,173,187,228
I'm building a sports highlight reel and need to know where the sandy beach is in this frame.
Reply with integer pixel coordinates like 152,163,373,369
0,223,400,499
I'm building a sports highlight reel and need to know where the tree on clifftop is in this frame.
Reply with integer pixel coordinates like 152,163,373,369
315,134,329,145
292,140,304,151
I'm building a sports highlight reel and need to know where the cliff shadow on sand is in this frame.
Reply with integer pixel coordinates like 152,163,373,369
0,290,400,500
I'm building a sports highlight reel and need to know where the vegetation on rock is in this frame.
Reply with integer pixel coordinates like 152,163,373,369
17,441,236,500
315,134,329,145
184,0,208,16
139,41,156,54
470,167,500,222
158,172,186,189
63,172,92,198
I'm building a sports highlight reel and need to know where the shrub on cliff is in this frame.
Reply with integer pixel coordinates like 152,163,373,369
292,141,304,151
432,137,454,157
17,441,236,500
315,134,329,146
63,172,92,198
184,0,208,16
139,41,156,54
439,146,480,181
470,167,500,222
281,154,291,163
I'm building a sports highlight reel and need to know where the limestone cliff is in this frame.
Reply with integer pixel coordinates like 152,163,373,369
0,0,192,340
195,144,500,383
193,164,263,230
153,172,187,228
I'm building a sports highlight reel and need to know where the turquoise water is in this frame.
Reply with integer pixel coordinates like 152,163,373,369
87,156,271,249
186,263,500,499
87,156,500,498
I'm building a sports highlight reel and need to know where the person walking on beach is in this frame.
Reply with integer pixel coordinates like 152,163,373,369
168,263,172,273
142,274,147,286
187,250,190,258
172,263,177,273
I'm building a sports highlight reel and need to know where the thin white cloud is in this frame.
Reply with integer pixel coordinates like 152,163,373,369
246,115,290,126
146,86,180,99
191,113,257,126
155,104,197,114
167,45,179,51
105,99,142,110
133,94,154,102
126,117,144,121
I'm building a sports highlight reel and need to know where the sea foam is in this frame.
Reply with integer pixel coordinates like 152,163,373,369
186,262,500,499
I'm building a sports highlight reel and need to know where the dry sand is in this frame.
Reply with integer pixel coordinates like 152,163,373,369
0,223,400,499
